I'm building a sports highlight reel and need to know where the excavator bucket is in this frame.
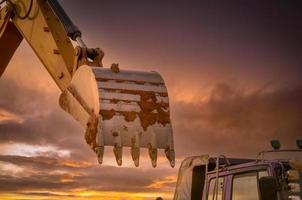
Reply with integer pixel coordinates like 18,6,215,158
59,66,175,167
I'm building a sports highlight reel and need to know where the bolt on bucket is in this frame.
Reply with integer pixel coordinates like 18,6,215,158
59,65,175,167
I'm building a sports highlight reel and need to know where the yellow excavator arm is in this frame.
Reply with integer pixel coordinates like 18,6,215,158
1,0,103,89
0,0,175,167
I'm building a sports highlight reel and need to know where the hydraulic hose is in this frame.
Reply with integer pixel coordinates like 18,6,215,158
47,0,82,41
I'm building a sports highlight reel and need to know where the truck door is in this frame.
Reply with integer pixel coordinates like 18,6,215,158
173,155,209,200
207,176,225,200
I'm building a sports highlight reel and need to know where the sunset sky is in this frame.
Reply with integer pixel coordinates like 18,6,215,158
1,0,302,199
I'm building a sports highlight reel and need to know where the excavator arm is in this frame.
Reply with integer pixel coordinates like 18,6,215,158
0,0,175,167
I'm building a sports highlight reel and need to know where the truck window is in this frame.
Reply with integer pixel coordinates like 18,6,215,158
208,177,224,200
191,165,206,200
231,171,268,200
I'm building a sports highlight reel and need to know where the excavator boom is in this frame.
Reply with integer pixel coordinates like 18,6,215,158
0,0,175,167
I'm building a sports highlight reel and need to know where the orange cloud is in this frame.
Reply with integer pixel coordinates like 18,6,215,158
146,175,177,189
0,191,172,200
0,108,23,124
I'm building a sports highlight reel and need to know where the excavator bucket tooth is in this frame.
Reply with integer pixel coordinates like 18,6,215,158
148,143,158,168
131,147,140,167
131,134,140,167
95,146,104,164
165,147,176,168
113,145,123,166
59,66,174,167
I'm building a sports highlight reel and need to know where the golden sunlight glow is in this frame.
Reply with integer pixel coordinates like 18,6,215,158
170,86,210,103
0,190,173,200
60,160,94,168
0,161,24,175
146,176,177,189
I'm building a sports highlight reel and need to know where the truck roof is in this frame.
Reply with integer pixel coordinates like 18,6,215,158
207,157,291,173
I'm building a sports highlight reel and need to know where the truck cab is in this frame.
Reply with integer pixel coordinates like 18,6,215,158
173,141,302,200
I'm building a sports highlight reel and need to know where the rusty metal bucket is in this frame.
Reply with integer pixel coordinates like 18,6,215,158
59,66,175,167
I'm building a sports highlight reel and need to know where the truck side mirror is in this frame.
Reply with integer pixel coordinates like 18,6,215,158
259,176,278,200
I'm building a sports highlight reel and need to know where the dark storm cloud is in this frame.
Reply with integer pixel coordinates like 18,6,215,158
0,78,51,116
0,78,95,160
60,0,302,86
0,157,84,192
0,155,91,170
0,114,74,145
0,154,175,193
0,110,92,161
15,192,76,198
173,83,302,157
0,173,77,192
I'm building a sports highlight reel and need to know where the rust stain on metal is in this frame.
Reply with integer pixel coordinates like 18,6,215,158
60,87,98,148
138,112,157,130
131,137,136,147
110,63,120,73
112,131,119,137
96,78,109,82
59,90,71,113
110,98,119,104
108,98,135,104
99,109,116,120
137,91,170,130
107,98,136,104
122,111,137,122
96,78,164,86
102,88,168,97
99,90,170,131
99,109,137,122
85,113,98,149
